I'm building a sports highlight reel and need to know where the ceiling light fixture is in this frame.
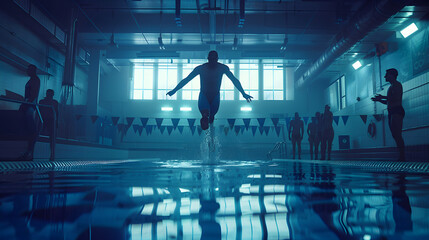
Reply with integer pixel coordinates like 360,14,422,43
352,60,362,70
400,23,418,38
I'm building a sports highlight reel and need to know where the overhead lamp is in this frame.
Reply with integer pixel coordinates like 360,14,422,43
240,107,252,112
352,60,362,70
158,35,165,50
161,107,173,111
280,37,288,51
180,107,192,111
232,36,238,50
400,23,418,38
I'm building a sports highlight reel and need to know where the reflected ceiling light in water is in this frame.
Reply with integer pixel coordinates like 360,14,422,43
363,235,371,240
179,188,190,193
247,174,261,178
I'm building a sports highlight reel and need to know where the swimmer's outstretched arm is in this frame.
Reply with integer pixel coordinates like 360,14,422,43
225,70,253,102
167,67,199,96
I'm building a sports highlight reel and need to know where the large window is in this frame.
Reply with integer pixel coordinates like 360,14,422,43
158,63,178,100
239,61,259,100
132,65,153,100
220,63,235,100
328,75,346,111
340,75,346,109
263,64,283,100
182,63,201,100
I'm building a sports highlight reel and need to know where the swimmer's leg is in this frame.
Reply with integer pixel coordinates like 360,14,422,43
198,93,210,130
208,94,220,124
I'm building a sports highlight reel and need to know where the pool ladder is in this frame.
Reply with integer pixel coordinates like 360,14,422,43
267,141,287,160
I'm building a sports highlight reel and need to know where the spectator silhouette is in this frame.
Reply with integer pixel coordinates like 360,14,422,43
167,51,252,130
320,105,334,160
289,112,304,159
39,89,59,161
372,68,405,161
19,64,40,161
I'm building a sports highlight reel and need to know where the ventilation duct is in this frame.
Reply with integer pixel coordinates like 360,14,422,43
296,0,411,88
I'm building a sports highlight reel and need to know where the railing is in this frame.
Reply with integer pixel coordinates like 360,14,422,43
0,97,56,159
267,141,287,160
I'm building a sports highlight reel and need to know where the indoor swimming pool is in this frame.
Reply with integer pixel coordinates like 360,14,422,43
0,158,429,240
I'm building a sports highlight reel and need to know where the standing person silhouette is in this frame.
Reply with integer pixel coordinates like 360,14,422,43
19,64,40,161
289,112,304,159
307,116,318,160
371,68,405,161
167,51,253,130
320,105,334,160
39,89,59,161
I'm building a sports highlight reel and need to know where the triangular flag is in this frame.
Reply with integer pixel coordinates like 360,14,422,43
271,118,279,127
285,117,291,128
155,118,164,128
303,117,309,125
137,126,143,136
257,118,265,127
218,124,225,134
190,126,196,135
227,119,236,129
224,127,229,136
341,116,349,126
111,117,120,125
171,118,180,129
259,126,264,135
333,116,340,125
177,126,184,134
251,126,258,136
90,115,99,124
264,126,270,136
234,126,241,135
145,125,152,135
197,126,203,136
373,114,383,121
117,124,124,133
159,126,166,134
360,115,368,124
187,119,196,128
275,126,281,137
140,118,149,127
243,118,251,130
126,117,135,126
133,124,139,133
241,126,245,134
123,125,131,136
167,126,173,135
75,114,83,121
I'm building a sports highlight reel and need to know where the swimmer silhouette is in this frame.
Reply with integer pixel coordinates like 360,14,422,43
167,51,253,130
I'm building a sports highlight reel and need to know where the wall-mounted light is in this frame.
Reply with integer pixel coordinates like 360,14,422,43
352,60,362,70
400,23,418,38
241,107,252,112
158,35,165,50
161,107,173,111
180,107,192,111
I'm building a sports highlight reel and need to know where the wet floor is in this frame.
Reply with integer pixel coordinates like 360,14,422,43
0,158,429,240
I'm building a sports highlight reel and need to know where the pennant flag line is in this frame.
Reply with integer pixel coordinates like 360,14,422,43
155,118,164,129
271,118,279,127
178,126,184,134
285,117,291,128
188,119,196,128
264,126,270,136
159,126,166,134
197,126,203,136
234,126,241,135
259,126,264,135
224,126,229,136
90,115,99,124
171,118,180,129
190,126,196,135
133,124,139,133
275,126,281,137
167,126,173,135
240,126,245,134
251,126,258,136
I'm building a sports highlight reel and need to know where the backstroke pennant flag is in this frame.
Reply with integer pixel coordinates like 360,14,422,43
90,115,99,124
187,119,196,128
159,126,166,134
224,126,229,136
341,116,349,126
257,118,266,127
251,126,258,136
137,126,143,136
234,126,241,135
155,118,164,129
167,126,173,135
271,118,279,127
259,126,264,135
227,119,236,129
178,126,184,134
126,117,135,126
190,125,196,135
241,126,245,134
171,118,180,129
133,124,139,133
197,126,203,136
360,115,368,124
218,124,225,134
275,126,281,137
140,118,149,128
243,118,251,130
264,126,270,136
111,117,120,126
285,117,291,129
333,116,340,126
